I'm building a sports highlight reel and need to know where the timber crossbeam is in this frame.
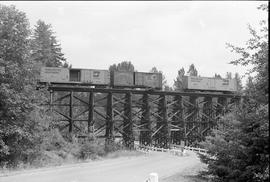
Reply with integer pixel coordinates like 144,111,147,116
44,84,242,148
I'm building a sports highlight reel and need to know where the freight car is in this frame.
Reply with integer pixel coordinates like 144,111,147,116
182,76,237,92
39,67,110,86
39,67,163,90
134,72,162,89
111,71,134,87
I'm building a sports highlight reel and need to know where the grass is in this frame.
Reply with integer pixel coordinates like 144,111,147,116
0,149,144,176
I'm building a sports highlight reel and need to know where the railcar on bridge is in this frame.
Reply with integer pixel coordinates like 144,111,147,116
182,76,238,93
38,67,163,90
37,66,241,148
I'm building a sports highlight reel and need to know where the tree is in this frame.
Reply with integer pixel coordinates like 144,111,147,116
245,76,256,97
0,4,31,89
214,73,222,79
150,67,171,90
174,67,185,91
200,4,269,181
0,5,69,167
109,61,135,72
234,72,243,92
187,64,198,76
226,72,232,79
0,4,42,166
200,107,268,182
30,20,67,68
227,4,268,104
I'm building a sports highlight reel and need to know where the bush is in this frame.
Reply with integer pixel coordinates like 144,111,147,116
104,140,124,153
77,138,106,160
199,105,269,182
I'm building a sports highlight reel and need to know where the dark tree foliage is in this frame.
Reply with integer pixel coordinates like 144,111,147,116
0,5,70,167
227,4,268,104
200,107,269,182
109,61,135,72
214,73,222,79
0,5,31,89
187,63,198,76
31,20,68,68
174,67,185,91
0,4,42,166
234,73,243,92
200,4,269,182
226,72,232,79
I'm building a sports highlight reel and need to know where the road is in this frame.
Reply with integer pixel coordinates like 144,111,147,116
0,151,202,182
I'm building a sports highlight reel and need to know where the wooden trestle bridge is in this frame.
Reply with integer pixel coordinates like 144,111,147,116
46,85,241,148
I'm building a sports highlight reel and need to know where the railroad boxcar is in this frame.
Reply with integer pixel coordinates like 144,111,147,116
182,76,237,92
80,69,110,85
40,67,110,85
134,72,162,89
111,71,134,87
40,67,69,83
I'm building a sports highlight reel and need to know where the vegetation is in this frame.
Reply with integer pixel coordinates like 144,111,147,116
173,67,185,91
199,4,268,182
31,20,68,68
0,5,137,169
187,64,198,76
0,4,41,167
109,61,135,72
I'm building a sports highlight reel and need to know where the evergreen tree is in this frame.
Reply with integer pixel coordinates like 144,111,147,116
0,4,45,166
227,4,268,104
226,72,232,79
187,64,198,76
174,67,185,91
200,4,269,181
31,20,67,68
150,67,171,90
234,73,243,92
109,61,135,72
245,76,256,98
214,73,222,79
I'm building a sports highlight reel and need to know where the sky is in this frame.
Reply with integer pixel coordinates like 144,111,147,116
1,1,268,87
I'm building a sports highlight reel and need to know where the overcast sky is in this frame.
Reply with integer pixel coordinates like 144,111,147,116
1,1,268,87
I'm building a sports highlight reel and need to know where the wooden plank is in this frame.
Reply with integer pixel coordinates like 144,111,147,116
48,85,241,98
105,92,114,141
69,91,73,133
88,92,94,133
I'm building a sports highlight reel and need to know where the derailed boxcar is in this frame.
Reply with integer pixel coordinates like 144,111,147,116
134,72,162,89
40,67,69,83
183,76,237,92
111,71,134,87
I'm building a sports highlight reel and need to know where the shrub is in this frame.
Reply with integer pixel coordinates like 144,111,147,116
199,105,269,182
78,140,105,160
104,140,123,153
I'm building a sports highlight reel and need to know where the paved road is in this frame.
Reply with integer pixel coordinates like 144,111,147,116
0,151,202,182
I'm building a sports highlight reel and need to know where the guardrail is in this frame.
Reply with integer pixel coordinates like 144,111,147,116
135,144,183,156
135,143,207,155
184,146,207,154
145,173,158,182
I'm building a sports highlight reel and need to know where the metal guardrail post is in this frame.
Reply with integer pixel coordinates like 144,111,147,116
148,173,158,182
